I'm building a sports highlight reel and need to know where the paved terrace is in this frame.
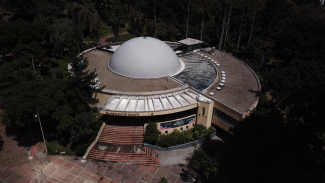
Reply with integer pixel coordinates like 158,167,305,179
84,50,183,93
203,50,260,113
0,156,188,183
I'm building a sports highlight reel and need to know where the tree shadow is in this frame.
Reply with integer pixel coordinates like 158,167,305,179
5,124,43,147
248,89,260,97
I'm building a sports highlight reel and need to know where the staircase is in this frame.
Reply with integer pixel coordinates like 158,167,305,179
88,125,159,166
99,125,144,145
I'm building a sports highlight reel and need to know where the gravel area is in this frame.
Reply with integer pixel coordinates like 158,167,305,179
84,50,183,93
205,50,260,113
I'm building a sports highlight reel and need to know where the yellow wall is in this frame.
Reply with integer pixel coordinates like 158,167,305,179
211,116,234,135
196,101,213,128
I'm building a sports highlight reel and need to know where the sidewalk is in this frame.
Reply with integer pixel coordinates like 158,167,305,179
159,135,224,166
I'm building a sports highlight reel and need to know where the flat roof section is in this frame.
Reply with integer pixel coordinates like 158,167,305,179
205,50,260,114
174,53,217,92
178,38,204,45
84,50,183,93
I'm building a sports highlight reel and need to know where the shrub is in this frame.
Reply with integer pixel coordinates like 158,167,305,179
158,177,168,183
0,135,4,150
147,124,216,148
144,121,160,145
76,143,89,156
208,126,216,134
193,124,208,139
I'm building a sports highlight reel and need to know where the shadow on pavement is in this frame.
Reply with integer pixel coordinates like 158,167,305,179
5,124,43,147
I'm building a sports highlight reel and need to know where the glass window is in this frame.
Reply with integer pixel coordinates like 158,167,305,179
213,108,238,127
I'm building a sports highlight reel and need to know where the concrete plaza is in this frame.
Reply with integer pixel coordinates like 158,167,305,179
0,155,189,183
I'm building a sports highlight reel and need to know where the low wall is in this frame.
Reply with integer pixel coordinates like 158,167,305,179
144,132,217,151
82,122,106,159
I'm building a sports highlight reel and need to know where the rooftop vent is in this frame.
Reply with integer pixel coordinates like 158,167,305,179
209,92,214,96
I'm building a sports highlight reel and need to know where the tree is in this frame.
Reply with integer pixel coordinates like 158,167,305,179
144,121,160,145
70,112,93,143
190,147,220,181
72,9,88,53
89,13,102,45
108,3,125,42
156,22,181,41
221,109,323,182
67,56,101,113
146,20,157,37
109,16,122,42
51,18,75,58
0,24,19,56
128,10,144,36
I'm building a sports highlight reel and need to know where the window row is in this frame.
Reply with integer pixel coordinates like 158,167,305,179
213,108,238,127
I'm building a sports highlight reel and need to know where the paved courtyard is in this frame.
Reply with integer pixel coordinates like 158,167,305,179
0,155,190,183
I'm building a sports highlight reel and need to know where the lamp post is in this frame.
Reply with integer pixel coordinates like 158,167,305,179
36,113,50,163
31,56,50,163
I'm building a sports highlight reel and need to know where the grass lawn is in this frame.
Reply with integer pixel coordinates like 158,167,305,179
47,141,75,155
101,23,128,37
106,34,135,42
101,23,113,36
84,36,94,42
50,58,69,79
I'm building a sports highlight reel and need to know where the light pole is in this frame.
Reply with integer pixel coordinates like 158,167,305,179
36,113,50,163
31,56,50,163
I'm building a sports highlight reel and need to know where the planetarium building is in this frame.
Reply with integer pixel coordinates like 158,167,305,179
82,37,260,165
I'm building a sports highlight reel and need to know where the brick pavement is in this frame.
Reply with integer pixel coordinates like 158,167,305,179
0,155,189,183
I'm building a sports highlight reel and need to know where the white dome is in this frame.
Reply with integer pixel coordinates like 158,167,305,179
108,37,182,78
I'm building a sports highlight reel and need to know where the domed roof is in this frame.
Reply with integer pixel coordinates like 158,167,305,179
108,37,182,79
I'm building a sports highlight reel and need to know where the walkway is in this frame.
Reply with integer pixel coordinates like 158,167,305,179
0,155,187,183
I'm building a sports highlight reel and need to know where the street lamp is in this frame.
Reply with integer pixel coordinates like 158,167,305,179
36,113,50,163
31,56,50,163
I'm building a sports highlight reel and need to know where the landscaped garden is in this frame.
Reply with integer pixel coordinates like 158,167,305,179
144,122,216,148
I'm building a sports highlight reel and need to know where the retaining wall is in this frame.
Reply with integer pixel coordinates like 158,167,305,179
144,132,217,151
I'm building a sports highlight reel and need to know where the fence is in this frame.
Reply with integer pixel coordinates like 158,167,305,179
144,132,217,151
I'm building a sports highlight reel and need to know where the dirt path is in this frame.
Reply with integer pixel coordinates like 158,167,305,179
99,31,129,45
85,31,129,46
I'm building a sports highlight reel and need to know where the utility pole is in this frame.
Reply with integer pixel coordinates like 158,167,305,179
248,1,257,45
224,0,233,51
200,15,204,41
37,113,50,163
31,56,35,73
31,56,50,163
219,0,228,51
186,0,190,38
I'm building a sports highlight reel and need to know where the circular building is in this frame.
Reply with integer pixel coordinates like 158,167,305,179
82,37,260,164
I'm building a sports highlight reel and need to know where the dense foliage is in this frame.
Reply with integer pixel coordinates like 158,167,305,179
145,124,216,148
